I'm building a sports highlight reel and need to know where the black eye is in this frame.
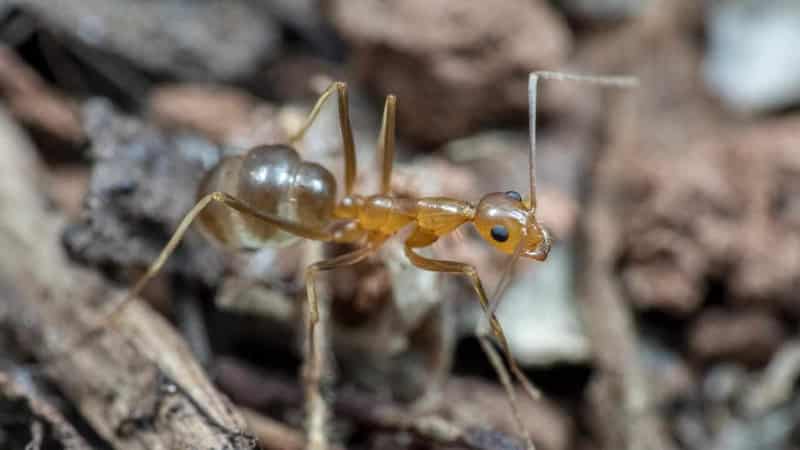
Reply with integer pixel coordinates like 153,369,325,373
490,225,509,242
504,190,522,201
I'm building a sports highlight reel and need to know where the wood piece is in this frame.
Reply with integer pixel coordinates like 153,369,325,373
0,44,84,146
0,371,93,450
215,357,533,450
0,106,254,449
240,407,307,450
241,407,349,450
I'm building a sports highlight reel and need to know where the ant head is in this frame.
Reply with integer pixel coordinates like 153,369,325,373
474,190,549,259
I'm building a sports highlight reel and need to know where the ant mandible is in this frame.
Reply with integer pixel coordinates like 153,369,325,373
63,71,637,450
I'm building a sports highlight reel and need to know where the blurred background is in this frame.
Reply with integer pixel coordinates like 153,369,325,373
1,1,799,450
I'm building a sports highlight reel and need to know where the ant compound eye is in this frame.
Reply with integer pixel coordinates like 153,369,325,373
504,190,522,202
475,192,527,254
490,225,510,242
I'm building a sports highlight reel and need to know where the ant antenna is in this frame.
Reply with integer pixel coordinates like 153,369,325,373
485,71,639,322
527,71,639,212
489,238,525,315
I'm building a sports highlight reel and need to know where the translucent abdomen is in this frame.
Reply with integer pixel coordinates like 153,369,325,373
197,144,337,249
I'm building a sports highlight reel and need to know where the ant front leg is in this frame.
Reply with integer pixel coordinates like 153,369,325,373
403,227,538,450
302,234,387,450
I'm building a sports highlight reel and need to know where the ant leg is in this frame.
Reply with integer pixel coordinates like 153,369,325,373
303,236,387,450
376,94,397,194
289,81,357,195
403,232,538,450
46,191,335,363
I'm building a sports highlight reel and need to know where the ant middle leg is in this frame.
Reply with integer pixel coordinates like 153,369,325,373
302,235,386,450
403,229,539,450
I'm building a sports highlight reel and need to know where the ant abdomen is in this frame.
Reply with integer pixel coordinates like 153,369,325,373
196,144,338,249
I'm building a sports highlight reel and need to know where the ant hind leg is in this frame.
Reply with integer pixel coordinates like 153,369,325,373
302,236,386,450
45,191,334,364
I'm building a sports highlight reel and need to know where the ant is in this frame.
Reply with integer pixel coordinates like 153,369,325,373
57,71,636,450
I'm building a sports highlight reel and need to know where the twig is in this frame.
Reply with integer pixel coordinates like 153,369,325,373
241,407,350,450
215,357,526,450
24,421,43,450
25,420,44,450
240,407,307,450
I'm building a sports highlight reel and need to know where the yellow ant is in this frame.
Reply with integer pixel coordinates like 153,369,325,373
58,71,636,450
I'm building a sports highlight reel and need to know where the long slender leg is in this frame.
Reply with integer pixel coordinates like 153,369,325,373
404,230,538,450
303,236,387,450
288,81,357,195
376,95,397,195
45,191,335,362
